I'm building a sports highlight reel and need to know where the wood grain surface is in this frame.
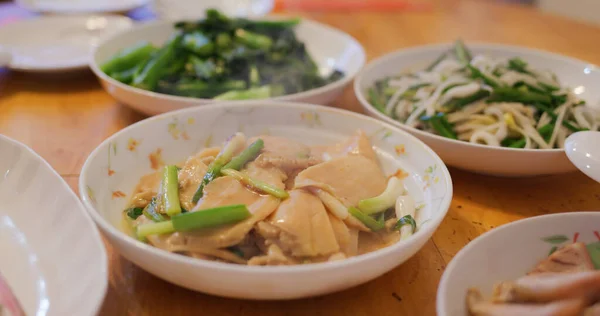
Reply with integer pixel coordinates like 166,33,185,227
2,1,600,315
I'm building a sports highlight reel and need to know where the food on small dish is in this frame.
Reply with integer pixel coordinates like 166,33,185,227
367,39,598,149
122,130,418,265
101,9,344,100
467,242,600,316
0,272,24,316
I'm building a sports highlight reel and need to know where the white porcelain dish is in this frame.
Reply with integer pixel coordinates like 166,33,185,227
0,135,107,315
79,101,452,299
437,212,600,316
151,0,274,20
16,0,149,14
0,15,133,72
355,43,600,177
90,19,365,115
565,131,600,183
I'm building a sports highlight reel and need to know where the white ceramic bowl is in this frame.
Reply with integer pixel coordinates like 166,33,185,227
91,19,365,116
79,101,452,299
0,135,107,315
437,212,600,316
355,43,600,177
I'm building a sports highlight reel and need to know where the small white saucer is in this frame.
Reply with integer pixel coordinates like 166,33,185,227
16,0,149,14
0,15,133,72
565,130,600,183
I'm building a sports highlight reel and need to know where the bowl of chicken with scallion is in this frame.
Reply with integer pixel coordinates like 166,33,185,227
355,40,600,176
79,101,452,299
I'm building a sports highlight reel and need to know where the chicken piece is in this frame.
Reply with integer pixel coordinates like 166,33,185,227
467,288,585,316
160,176,280,250
294,155,387,207
242,160,287,189
529,242,595,274
268,190,340,257
250,136,322,175
247,244,299,266
311,130,379,164
328,213,358,257
177,151,210,211
129,171,161,208
492,271,600,304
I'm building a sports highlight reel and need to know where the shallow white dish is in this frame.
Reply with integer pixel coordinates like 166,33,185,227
91,19,365,115
79,101,452,299
437,212,600,316
16,0,149,14
0,135,107,315
355,43,600,177
0,15,133,72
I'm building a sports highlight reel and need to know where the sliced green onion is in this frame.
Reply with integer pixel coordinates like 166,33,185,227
136,204,251,239
223,139,264,170
394,215,417,234
125,207,144,220
348,207,384,231
143,198,165,222
162,165,182,216
221,168,289,199
358,177,405,215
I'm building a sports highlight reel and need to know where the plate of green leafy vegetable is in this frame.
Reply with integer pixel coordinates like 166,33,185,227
91,9,365,115
355,41,600,176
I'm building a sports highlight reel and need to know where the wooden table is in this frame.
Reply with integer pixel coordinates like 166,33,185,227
2,1,600,315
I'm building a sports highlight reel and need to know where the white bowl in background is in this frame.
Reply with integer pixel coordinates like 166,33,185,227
437,212,600,316
0,135,107,316
79,101,452,299
355,43,600,177
16,0,149,14
91,19,365,116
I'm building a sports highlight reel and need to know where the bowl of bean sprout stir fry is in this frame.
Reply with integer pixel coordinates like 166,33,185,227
356,41,600,176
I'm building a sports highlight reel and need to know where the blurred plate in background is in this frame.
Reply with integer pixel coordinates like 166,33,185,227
0,15,133,72
16,0,149,14
151,0,274,20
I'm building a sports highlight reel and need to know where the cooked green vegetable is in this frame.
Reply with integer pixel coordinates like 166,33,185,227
394,215,417,234
162,165,182,216
136,204,251,238
358,177,405,215
348,207,385,231
143,197,166,222
367,39,594,149
125,207,144,220
191,133,245,203
101,42,156,74
221,168,289,199
223,139,264,170
101,9,343,100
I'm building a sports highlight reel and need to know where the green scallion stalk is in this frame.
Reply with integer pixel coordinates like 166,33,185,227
136,204,251,239
222,139,264,170
221,168,289,199
348,207,384,232
162,165,182,216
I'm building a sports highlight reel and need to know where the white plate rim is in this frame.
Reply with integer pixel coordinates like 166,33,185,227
15,0,149,14
90,18,366,104
355,42,600,154
0,14,133,72
0,134,109,315
79,100,453,274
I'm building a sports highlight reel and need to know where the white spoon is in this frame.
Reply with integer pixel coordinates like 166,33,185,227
565,131,600,183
